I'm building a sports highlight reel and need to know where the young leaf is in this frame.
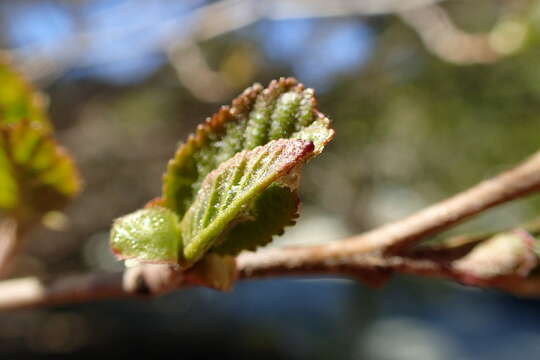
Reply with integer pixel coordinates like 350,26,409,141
111,78,334,274
453,231,538,279
180,138,314,265
212,184,299,255
163,77,334,217
110,207,181,263
0,121,80,217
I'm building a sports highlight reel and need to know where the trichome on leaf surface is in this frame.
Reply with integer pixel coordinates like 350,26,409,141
110,78,335,288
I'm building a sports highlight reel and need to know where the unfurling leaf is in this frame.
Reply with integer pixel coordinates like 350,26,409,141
110,139,314,266
111,78,334,277
163,77,334,217
0,59,80,221
181,138,314,265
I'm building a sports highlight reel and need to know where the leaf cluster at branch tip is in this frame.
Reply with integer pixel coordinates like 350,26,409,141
110,77,334,272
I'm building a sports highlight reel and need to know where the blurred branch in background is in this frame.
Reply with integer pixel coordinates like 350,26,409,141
2,0,470,103
165,39,235,103
1,147,540,310
399,3,527,64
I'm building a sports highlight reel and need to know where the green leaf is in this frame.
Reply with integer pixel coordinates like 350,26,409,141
161,78,333,261
0,121,80,218
213,184,299,255
110,207,182,263
111,78,334,273
163,77,334,217
180,138,314,265
0,57,50,131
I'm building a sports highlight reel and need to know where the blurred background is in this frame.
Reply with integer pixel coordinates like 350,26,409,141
1,0,540,358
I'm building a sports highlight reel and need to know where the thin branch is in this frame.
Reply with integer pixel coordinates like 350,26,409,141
0,231,537,311
399,4,500,64
7,0,445,85
359,150,540,254
0,148,539,310
165,39,235,103
0,273,127,310
237,229,538,284
235,149,540,266
0,254,471,311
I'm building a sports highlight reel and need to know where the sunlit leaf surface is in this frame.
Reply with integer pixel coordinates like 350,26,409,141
163,77,334,216
111,206,181,263
181,138,314,264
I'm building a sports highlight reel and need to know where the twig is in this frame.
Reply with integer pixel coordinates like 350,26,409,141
408,217,540,261
0,273,127,310
363,150,540,254
0,148,540,310
238,149,540,264
0,233,537,312
237,229,538,285
0,254,479,311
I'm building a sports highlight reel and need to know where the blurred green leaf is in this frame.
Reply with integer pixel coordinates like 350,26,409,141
111,206,181,263
0,57,50,131
0,58,80,222
111,139,314,265
213,184,299,256
0,121,80,218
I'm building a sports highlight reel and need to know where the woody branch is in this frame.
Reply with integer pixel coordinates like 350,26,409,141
0,149,539,310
